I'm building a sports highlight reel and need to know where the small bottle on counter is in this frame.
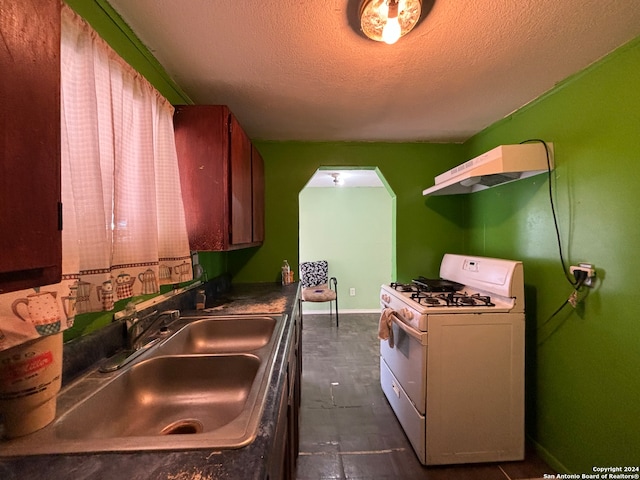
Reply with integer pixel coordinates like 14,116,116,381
195,289,206,310
282,260,291,286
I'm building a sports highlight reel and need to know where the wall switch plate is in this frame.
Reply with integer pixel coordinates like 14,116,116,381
349,288,356,296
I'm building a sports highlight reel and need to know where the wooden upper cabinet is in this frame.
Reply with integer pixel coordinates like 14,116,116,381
0,0,62,294
173,105,265,251
229,113,253,245
251,145,265,244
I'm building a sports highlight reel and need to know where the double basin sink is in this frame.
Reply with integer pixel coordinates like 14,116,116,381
0,313,286,456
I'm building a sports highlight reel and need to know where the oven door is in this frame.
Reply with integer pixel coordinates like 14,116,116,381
379,312,428,414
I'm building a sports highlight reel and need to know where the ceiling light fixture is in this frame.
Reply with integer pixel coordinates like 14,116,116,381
330,173,344,186
359,0,423,44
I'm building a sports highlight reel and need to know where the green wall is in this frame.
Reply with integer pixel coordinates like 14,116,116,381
461,38,640,472
299,186,393,311
228,142,467,283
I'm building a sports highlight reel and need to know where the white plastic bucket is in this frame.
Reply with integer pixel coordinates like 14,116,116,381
0,332,63,438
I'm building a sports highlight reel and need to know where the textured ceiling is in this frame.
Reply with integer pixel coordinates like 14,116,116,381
107,0,640,143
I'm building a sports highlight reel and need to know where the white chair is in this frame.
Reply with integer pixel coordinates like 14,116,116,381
299,260,339,327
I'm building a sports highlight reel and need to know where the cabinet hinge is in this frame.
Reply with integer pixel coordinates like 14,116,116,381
58,202,63,231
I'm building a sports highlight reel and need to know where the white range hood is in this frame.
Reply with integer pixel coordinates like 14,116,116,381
423,143,553,196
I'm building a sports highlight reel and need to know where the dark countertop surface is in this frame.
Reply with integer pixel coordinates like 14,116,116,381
0,282,300,480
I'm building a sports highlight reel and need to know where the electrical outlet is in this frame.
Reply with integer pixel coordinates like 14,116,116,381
349,287,356,296
570,263,596,287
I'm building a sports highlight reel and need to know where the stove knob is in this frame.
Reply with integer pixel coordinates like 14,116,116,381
401,308,414,320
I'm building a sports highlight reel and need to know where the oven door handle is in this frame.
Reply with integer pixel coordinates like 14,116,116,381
390,312,428,345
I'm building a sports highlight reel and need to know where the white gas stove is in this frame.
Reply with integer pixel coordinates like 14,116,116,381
379,253,525,466
380,253,524,331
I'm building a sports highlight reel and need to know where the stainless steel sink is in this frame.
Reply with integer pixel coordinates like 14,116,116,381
55,355,260,439
155,316,277,355
0,314,286,456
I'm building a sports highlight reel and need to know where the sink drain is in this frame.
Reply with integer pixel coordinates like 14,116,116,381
161,419,203,435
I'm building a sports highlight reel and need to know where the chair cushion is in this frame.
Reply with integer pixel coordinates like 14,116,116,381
302,285,337,302
300,260,329,288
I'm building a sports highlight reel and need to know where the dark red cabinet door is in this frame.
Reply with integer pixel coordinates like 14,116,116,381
174,105,264,251
230,114,253,245
0,0,61,293
251,145,265,244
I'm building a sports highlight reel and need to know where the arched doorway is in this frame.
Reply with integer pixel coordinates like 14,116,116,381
298,167,395,314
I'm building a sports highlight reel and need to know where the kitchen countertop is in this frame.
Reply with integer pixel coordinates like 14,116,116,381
0,282,300,480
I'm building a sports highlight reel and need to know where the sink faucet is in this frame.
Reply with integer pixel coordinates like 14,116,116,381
100,309,181,373
127,309,180,350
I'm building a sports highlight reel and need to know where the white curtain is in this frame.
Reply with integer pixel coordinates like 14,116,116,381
60,5,192,309
0,6,192,351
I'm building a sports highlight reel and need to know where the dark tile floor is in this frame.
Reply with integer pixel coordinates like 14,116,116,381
295,312,555,480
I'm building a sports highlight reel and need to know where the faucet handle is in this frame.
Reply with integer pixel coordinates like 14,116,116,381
125,315,138,330
156,309,180,328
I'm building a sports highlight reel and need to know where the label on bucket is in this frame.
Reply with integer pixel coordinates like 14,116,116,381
0,351,54,386
0,375,60,401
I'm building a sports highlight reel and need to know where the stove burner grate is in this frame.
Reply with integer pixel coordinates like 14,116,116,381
410,292,442,305
389,281,496,308
390,282,416,292
435,292,495,307
408,291,496,307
